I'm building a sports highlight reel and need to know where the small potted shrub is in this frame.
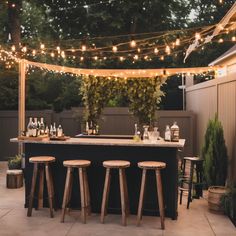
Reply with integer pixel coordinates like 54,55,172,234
201,114,228,212
7,155,23,188
8,155,22,170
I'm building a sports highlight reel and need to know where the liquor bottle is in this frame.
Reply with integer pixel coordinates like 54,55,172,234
50,124,53,137
45,125,49,136
88,121,93,135
57,125,63,137
52,122,57,137
32,118,38,137
171,121,179,142
133,123,141,142
143,125,149,143
27,117,33,137
164,125,171,141
39,117,45,135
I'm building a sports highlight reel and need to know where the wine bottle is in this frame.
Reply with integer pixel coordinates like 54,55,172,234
27,117,33,137
39,117,45,135
57,124,63,137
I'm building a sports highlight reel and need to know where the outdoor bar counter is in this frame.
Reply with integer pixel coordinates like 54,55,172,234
11,137,185,220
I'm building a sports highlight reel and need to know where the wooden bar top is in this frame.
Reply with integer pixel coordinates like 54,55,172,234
10,137,185,148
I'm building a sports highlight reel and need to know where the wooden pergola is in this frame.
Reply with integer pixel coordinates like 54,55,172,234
17,58,216,153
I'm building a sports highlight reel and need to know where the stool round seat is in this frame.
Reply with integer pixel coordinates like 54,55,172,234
184,157,203,162
138,161,166,169
103,160,130,168
63,160,91,168
29,156,55,163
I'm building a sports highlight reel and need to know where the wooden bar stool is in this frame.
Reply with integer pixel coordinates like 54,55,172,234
137,161,166,230
101,160,130,226
61,160,91,224
179,157,203,209
27,156,56,218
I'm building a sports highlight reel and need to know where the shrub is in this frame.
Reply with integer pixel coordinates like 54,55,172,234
201,114,228,187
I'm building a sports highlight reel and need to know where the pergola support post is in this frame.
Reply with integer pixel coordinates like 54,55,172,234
18,59,26,155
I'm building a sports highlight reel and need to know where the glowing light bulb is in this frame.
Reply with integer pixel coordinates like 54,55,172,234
80,56,84,61
94,56,98,60
130,40,136,48
154,48,159,54
71,48,75,53
61,51,65,58
175,38,180,46
119,56,124,61
56,46,60,51
22,46,27,53
134,55,139,60
103,57,107,60
32,50,36,56
112,46,118,52
11,45,16,52
50,52,55,57
195,33,201,40
11,3,15,7
144,55,148,60
160,56,164,61
137,48,141,53
165,45,171,55
81,45,87,51
218,38,224,43
232,36,236,42
40,44,45,50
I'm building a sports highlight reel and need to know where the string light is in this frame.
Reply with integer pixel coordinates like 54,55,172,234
175,38,180,46
94,56,98,60
195,33,201,40
119,56,124,61
61,51,65,58
22,46,27,53
218,38,224,43
154,48,159,54
134,55,139,60
40,44,45,50
165,45,171,55
160,56,164,61
112,46,118,52
232,36,236,41
11,45,15,52
32,50,36,56
137,48,141,53
56,46,60,51
81,45,87,51
130,40,136,48
80,56,84,61
50,52,55,57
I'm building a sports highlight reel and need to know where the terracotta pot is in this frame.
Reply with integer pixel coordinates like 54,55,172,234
208,186,227,213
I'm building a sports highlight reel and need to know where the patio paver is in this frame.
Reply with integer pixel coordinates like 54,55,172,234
0,162,235,236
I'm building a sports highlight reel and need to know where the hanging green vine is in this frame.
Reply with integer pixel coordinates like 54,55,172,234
80,75,166,126
125,77,166,125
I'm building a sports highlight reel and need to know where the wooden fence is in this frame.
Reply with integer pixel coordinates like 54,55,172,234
0,109,194,161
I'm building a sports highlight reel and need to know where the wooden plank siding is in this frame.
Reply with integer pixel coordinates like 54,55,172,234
186,73,236,182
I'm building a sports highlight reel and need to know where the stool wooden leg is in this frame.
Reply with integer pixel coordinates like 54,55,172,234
119,168,127,226
137,169,146,226
38,164,44,210
156,169,165,230
48,165,57,211
45,164,54,218
83,169,91,215
123,169,130,216
187,162,194,209
66,169,73,212
27,163,38,217
79,168,86,224
101,168,111,223
179,159,186,205
61,167,73,222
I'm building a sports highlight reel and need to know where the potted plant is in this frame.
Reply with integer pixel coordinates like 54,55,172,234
7,155,23,188
201,114,228,212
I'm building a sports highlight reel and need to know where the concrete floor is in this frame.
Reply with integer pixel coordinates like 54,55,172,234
0,162,235,236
